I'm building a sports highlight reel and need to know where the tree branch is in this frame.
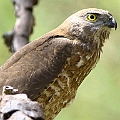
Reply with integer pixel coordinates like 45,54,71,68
2,0,39,53
0,86,44,120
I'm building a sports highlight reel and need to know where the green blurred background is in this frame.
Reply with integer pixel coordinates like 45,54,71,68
0,0,120,120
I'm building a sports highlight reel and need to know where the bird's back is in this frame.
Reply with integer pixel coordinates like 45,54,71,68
0,32,73,99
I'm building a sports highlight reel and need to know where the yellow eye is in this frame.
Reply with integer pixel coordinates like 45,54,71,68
87,14,98,22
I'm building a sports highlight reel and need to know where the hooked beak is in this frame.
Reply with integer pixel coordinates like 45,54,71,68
105,17,117,30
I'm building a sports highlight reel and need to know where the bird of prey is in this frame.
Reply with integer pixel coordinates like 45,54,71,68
0,8,117,120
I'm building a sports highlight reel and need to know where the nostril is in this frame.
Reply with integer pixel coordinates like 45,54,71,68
108,16,113,21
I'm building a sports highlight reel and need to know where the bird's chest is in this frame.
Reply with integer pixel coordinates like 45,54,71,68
37,46,100,120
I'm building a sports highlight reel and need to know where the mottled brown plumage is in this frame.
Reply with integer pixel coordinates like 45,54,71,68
0,8,117,120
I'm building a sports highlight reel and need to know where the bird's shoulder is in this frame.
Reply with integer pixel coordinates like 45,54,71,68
0,32,73,71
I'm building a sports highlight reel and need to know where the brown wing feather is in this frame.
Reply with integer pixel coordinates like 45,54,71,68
0,35,73,99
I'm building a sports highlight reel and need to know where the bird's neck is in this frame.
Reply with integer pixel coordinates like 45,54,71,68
47,24,110,53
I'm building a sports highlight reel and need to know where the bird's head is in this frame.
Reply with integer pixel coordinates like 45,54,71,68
59,8,117,46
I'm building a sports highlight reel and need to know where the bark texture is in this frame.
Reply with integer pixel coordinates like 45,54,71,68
0,86,44,120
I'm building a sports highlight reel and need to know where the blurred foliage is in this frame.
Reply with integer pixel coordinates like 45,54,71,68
0,0,120,120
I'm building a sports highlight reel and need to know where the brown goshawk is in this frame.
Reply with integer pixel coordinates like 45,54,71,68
0,8,117,120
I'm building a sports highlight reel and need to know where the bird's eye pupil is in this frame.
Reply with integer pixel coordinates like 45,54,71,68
90,15,95,19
